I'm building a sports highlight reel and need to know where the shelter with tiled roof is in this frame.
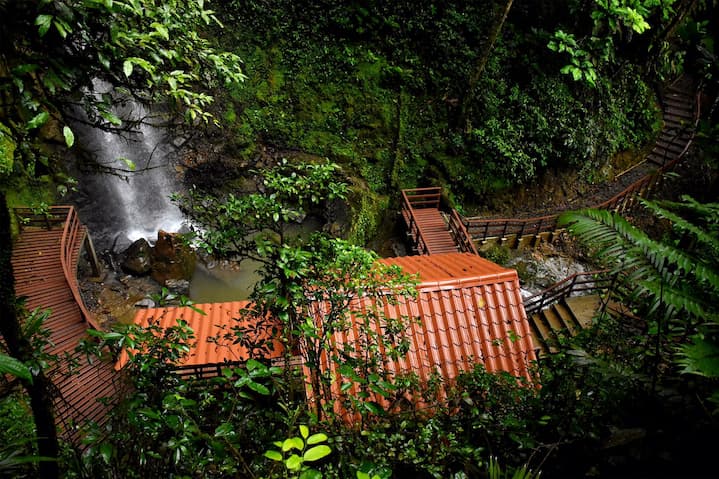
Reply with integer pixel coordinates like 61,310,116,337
309,252,537,418
117,252,536,417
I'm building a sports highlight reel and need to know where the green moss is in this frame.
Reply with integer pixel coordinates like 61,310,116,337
347,185,389,247
0,122,16,177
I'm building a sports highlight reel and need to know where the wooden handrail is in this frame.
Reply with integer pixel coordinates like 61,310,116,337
448,209,478,255
523,269,614,315
58,206,101,330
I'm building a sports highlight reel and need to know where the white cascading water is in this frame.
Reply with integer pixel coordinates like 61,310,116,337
71,83,188,251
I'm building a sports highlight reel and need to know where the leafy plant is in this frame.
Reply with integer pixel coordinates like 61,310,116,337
264,425,332,479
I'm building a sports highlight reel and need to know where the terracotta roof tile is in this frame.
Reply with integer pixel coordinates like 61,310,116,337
116,301,284,371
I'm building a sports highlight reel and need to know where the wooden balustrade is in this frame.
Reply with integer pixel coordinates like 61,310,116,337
59,206,101,330
448,209,478,255
523,270,614,315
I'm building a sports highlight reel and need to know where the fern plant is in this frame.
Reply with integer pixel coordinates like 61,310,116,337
558,197,719,398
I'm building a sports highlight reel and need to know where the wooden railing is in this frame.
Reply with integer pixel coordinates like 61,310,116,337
401,187,442,210
59,206,100,330
15,205,69,230
448,209,478,255
464,85,701,244
523,270,615,315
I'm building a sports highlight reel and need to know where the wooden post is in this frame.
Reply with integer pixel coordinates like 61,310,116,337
83,233,102,277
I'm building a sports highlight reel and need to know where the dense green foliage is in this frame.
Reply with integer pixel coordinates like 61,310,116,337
210,0,661,208
1,0,717,477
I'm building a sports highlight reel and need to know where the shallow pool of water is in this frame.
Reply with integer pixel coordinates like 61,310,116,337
189,260,263,303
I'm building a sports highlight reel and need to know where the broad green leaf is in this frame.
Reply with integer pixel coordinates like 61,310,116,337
299,469,323,479
63,126,74,147
99,110,122,125
0,354,32,382
303,445,331,462
27,111,49,130
35,14,53,37
99,443,113,464
214,422,234,437
306,433,327,445
264,450,282,462
246,358,263,371
299,425,309,439
119,158,136,171
282,437,304,452
285,454,302,471
53,19,69,38
247,380,270,395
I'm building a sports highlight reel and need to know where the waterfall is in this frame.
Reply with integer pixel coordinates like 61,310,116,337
71,84,188,251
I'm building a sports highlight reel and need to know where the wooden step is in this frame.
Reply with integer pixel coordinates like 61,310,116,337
555,300,580,336
528,313,556,356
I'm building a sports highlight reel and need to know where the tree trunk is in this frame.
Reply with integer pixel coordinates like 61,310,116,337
0,193,60,478
458,0,514,130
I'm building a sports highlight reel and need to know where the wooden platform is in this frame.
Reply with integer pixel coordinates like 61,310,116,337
10,207,120,446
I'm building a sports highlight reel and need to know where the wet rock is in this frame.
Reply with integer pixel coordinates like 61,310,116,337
151,230,196,285
134,298,156,309
165,279,190,296
323,221,344,237
121,238,153,275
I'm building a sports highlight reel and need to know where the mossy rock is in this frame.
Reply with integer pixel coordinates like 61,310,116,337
346,181,389,247
0,122,15,177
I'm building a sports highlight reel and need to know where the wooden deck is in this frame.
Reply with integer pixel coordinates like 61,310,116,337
11,206,120,446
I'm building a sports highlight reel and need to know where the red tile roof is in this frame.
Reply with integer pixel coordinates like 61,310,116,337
117,253,536,419
116,301,284,371
312,253,537,417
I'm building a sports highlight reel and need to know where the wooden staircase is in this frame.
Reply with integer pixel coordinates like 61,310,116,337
647,83,695,167
528,296,600,356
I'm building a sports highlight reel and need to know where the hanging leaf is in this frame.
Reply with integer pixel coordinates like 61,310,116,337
99,110,122,126
63,126,74,147
118,157,136,171
35,14,53,37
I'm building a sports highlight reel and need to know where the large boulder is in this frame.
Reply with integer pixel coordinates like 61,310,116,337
151,230,196,286
121,238,153,275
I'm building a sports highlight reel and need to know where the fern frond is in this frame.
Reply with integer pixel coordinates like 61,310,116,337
643,199,719,257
